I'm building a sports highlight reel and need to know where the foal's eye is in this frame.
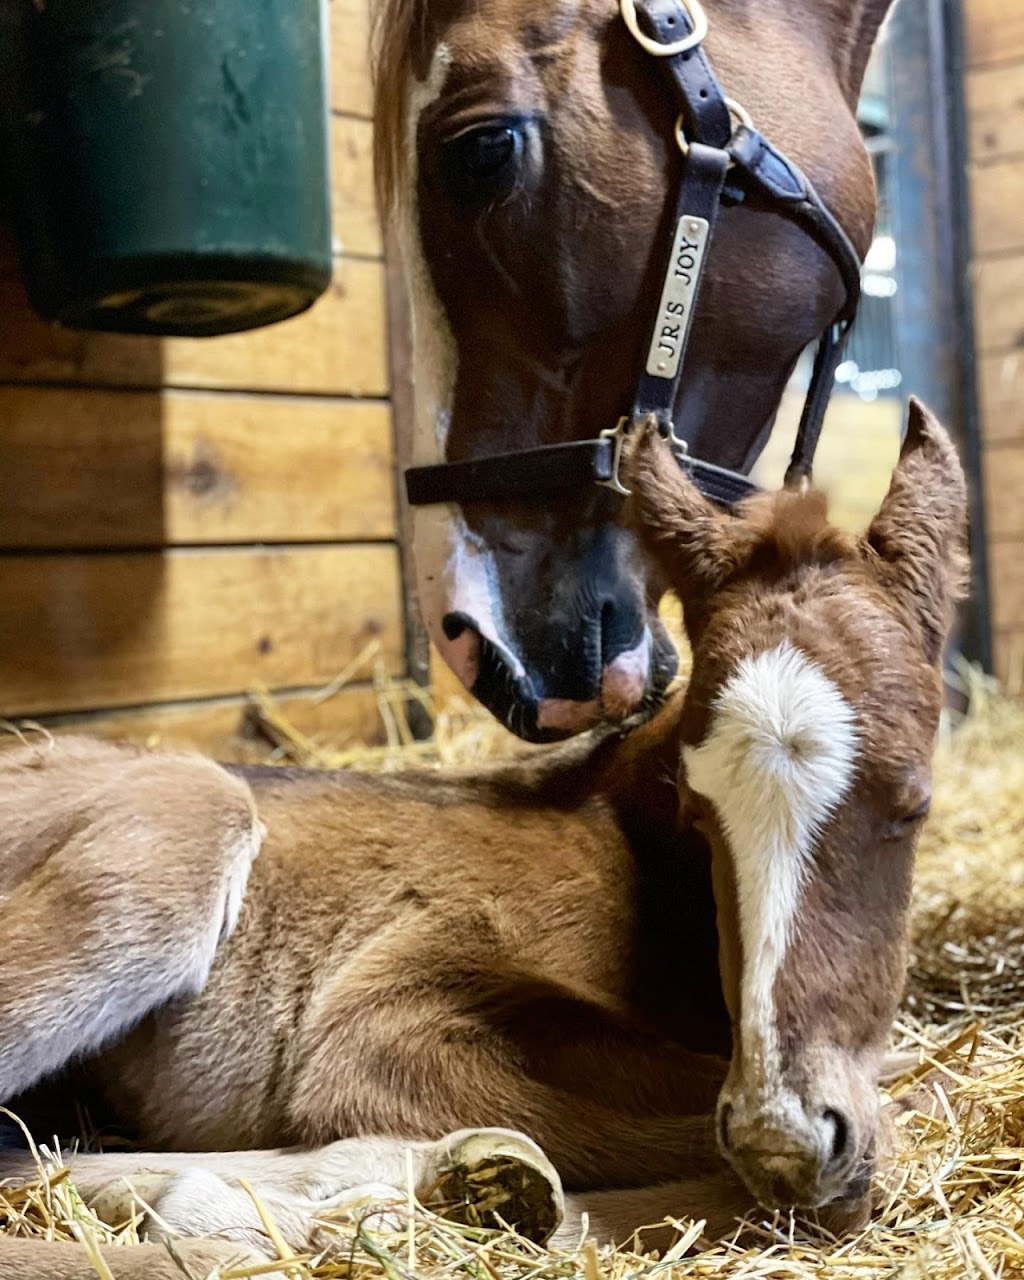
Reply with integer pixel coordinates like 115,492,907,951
439,124,523,204
883,796,932,840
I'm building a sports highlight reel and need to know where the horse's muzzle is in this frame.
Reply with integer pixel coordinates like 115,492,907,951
439,611,678,742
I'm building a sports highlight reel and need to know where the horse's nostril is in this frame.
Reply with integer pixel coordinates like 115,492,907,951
822,1108,850,1168
718,1102,733,1152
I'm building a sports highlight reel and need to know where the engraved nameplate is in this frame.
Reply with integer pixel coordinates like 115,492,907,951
644,214,710,380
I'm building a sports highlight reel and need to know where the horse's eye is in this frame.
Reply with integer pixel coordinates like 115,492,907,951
439,125,523,204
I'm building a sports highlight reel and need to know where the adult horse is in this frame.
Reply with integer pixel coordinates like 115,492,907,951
376,0,894,739
0,401,966,1277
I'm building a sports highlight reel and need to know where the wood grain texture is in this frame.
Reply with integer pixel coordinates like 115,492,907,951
0,387,395,548
329,0,373,118
963,1,1024,69
973,255,1024,353
0,259,388,396
977,352,1024,445
982,444,1024,540
967,63,1024,163
993,632,1024,692
0,546,402,717
987,539,1024,630
970,159,1024,257
331,116,381,258
23,684,387,762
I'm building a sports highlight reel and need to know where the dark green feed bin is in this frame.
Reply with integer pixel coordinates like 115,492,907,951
0,0,332,337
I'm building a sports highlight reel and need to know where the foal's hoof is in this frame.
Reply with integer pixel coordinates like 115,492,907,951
88,1172,176,1227
427,1128,565,1244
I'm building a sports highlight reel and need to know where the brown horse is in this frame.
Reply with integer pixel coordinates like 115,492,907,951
376,0,896,739
0,400,965,1277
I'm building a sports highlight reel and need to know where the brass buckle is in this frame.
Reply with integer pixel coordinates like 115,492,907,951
666,421,691,471
620,0,708,57
598,416,691,496
598,418,633,497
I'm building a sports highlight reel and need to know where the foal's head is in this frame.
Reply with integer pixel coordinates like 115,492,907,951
374,0,895,739
626,398,967,1211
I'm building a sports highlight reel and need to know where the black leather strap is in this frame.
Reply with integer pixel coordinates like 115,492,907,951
689,458,759,506
784,322,851,488
405,439,615,506
632,141,730,433
729,125,862,325
405,437,757,510
726,124,862,490
633,0,732,146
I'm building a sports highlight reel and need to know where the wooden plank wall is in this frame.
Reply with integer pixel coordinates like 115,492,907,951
965,2,1024,688
0,0,401,759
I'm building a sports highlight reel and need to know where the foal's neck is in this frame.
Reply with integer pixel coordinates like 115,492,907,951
572,692,732,1056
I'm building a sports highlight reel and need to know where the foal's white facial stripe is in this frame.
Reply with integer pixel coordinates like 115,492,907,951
683,642,858,1080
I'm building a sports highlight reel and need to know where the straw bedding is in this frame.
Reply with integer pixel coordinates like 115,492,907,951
3,669,1024,1278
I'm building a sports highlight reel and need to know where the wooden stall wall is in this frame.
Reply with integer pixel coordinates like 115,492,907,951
965,1,1024,688
0,0,402,759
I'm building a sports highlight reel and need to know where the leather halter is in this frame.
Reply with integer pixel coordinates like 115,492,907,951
405,0,863,511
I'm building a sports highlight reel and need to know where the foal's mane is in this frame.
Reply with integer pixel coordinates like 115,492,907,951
734,491,859,576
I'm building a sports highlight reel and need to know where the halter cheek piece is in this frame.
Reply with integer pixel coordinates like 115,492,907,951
404,0,863,510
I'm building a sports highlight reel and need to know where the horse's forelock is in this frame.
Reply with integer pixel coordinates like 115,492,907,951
372,0,435,214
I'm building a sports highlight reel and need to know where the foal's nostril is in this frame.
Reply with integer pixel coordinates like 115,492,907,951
821,1108,850,1168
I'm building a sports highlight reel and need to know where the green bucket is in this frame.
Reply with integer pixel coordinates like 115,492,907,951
0,0,332,337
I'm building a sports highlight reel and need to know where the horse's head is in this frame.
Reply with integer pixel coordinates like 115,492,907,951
374,0,894,739
625,398,967,1211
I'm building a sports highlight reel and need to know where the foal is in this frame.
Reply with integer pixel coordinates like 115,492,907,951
0,401,965,1276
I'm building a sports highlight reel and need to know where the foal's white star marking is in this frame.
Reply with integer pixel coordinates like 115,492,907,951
683,642,858,1087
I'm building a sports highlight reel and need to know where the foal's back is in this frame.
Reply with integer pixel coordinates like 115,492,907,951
95,735,677,1149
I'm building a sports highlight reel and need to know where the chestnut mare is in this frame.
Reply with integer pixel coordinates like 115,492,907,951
379,0,896,740
0,401,965,1278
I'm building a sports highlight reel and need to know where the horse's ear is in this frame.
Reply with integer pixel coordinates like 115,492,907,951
863,397,969,665
623,420,749,598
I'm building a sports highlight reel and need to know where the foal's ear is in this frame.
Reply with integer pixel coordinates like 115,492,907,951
864,397,969,664
623,419,749,597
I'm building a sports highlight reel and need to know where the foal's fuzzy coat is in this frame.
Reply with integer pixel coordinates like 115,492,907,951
0,401,966,1276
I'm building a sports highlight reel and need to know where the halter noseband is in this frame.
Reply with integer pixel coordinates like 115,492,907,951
404,0,863,510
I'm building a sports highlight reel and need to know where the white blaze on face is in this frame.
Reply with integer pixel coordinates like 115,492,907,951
398,45,522,690
682,642,859,1092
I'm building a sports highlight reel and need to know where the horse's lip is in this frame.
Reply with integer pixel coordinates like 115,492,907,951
600,632,651,716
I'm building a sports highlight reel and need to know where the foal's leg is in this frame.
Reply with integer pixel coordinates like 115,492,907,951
556,1171,753,1252
287,924,728,1191
0,739,262,1100
0,1129,565,1256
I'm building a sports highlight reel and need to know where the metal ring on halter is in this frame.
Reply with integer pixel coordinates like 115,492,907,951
620,0,708,57
674,97,753,157
725,96,753,131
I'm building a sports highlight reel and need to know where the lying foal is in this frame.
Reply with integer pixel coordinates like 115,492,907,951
0,400,966,1277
